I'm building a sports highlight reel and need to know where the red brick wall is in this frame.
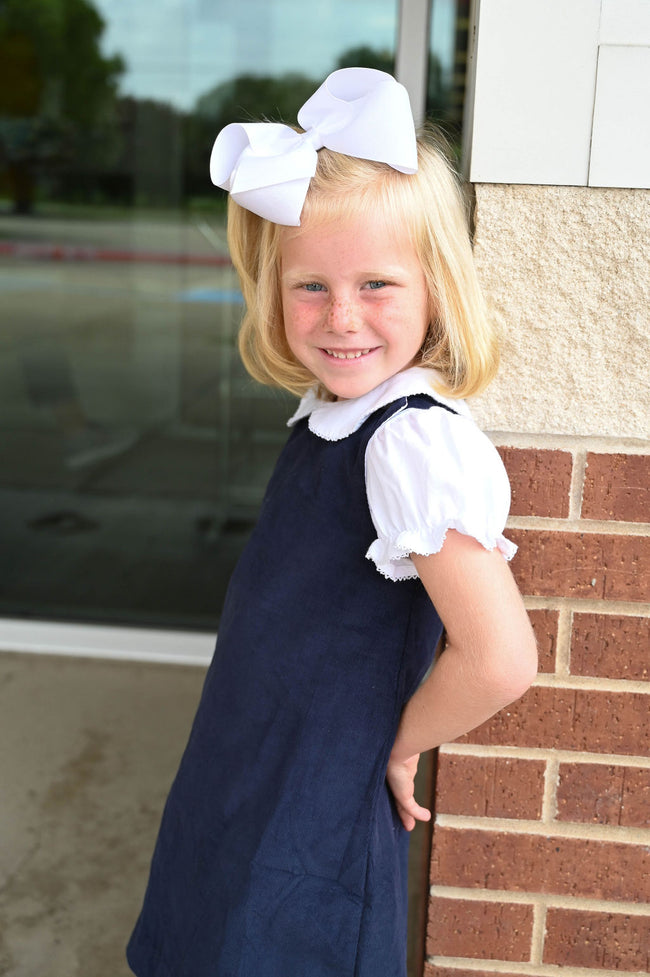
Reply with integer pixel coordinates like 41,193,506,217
425,442,650,976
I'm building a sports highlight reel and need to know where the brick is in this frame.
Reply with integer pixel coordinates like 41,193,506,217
459,687,649,757
544,908,650,971
426,897,532,960
582,453,650,523
556,762,650,827
497,447,572,518
435,754,545,819
430,827,650,901
571,613,650,681
507,530,649,602
527,608,558,673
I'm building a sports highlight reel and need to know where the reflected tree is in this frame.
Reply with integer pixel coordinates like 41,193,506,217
188,71,318,201
195,72,318,130
0,0,124,212
107,96,184,208
0,29,416,212
335,45,394,74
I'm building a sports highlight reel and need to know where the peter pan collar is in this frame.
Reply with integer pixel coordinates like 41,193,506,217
287,366,471,441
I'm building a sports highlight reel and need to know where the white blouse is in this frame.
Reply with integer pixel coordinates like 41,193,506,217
288,366,516,581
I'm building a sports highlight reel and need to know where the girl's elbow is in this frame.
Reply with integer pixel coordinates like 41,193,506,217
500,634,538,702
483,632,537,707
510,655,537,701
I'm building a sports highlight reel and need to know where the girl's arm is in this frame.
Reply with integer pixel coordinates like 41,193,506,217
387,529,538,830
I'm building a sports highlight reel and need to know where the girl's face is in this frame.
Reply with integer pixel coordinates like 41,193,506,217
280,211,430,400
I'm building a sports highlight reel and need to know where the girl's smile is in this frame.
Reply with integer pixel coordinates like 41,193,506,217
323,347,375,359
280,212,431,400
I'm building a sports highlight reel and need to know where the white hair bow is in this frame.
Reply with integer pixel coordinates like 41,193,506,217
209,67,418,226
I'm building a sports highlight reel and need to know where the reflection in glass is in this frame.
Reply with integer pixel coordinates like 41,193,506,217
0,0,399,629
427,0,469,155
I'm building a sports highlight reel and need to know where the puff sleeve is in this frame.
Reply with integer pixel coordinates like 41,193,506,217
365,406,517,580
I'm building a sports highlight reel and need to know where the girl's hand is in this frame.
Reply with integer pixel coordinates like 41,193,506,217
386,753,431,832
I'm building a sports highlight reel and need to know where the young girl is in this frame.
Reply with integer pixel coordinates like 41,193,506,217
127,68,537,977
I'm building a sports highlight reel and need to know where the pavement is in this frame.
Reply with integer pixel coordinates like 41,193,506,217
0,650,207,977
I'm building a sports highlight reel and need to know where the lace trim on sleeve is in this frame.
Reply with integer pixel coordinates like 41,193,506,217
366,525,517,581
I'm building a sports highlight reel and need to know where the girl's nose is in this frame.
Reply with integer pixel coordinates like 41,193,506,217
326,298,359,333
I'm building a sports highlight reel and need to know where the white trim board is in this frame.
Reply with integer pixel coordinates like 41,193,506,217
589,45,650,188
469,0,601,185
0,618,214,666
600,0,650,45
468,0,650,188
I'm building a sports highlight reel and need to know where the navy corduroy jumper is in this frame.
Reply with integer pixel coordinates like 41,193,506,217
127,395,445,977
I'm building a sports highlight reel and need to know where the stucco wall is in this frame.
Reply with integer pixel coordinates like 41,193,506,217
468,185,649,440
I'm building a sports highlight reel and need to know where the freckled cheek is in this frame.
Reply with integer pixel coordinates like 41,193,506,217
283,302,323,342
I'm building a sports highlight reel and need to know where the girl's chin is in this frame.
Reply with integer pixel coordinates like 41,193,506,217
319,374,384,401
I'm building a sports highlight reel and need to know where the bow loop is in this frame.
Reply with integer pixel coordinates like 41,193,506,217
210,68,417,226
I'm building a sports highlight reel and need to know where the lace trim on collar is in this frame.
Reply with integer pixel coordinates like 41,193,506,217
286,367,469,441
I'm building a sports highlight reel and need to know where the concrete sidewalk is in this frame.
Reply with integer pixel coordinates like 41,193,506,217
0,651,206,977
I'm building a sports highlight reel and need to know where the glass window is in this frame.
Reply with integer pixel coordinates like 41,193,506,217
0,0,399,630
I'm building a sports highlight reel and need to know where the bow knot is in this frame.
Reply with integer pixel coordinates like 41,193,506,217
210,68,417,226
299,125,327,152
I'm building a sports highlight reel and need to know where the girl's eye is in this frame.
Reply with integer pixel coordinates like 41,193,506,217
303,282,325,292
366,280,387,290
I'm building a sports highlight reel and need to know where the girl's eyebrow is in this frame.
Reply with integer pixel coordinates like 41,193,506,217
282,265,410,279
281,270,321,283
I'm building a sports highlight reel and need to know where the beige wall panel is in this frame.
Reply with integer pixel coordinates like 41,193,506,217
469,185,649,439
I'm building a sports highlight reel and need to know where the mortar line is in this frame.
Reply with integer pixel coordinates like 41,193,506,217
554,605,572,677
532,673,650,693
425,958,536,977
569,446,587,520
429,884,650,915
439,743,650,768
506,515,650,535
487,431,650,453
435,813,650,845
541,756,559,823
530,901,547,966
522,596,650,616
426,956,650,977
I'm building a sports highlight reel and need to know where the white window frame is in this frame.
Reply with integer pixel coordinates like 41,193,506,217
0,617,215,664
396,0,432,124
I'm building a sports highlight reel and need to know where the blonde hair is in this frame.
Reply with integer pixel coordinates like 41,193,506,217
227,127,498,399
